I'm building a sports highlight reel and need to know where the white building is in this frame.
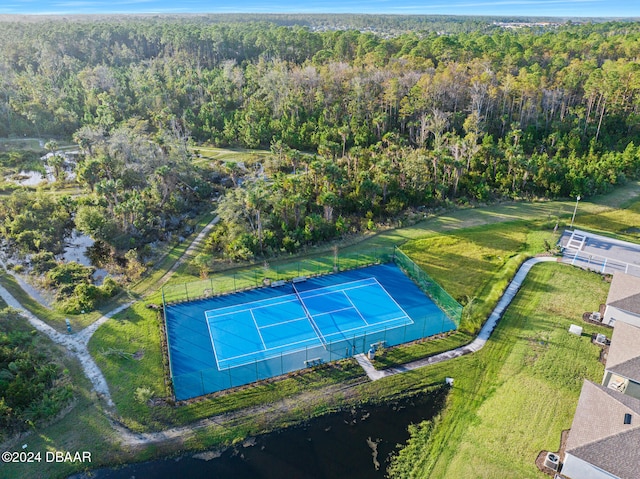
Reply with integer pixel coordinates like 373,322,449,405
562,380,640,479
602,321,640,398
602,271,640,328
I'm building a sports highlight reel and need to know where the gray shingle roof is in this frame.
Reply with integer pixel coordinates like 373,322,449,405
568,428,640,479
607,320,640,383
566,381,640,479
608,357,640,384
607,271,640,315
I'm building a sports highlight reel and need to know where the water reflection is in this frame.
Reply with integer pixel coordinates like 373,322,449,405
75,388,446,479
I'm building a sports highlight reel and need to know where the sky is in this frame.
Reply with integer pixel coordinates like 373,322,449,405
1,0,639,17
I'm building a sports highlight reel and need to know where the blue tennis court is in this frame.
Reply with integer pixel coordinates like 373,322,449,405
165,263,457,400
206,277,413,370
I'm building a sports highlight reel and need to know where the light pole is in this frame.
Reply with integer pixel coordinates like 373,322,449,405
570,195,581,228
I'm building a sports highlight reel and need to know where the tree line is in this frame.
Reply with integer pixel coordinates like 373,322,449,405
1,17,640,262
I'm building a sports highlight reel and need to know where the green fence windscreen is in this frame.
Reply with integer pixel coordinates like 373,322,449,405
393,246,463,326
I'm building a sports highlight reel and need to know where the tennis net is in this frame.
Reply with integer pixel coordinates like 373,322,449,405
291,282,327,349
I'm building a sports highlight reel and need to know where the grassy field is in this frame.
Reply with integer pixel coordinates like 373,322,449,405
576,198,640,242
191,145,271,167
401,221,558,301
388,263,609,478
4,180,640,478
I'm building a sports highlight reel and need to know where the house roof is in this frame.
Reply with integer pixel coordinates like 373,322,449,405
566,380,640,479
606,271,640,315
606,320,640,382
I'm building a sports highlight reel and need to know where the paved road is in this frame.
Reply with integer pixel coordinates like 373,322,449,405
559,229,640,277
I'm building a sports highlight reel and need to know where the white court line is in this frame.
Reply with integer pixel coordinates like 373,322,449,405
209,275,414,369
205,295,300,320
341,291,369,325
259,315,309,330
217,329,323,367
322,314,413,340
250,309,267,351
371,277,414,321
220,313,413,369
298,278,377,301
206,316,224,371
206,279,376,320
308,306,354,319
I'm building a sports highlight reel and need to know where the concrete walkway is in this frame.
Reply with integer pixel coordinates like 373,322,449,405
356,256,558,381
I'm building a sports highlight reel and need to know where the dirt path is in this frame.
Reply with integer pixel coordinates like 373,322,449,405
0,283,115,407
154,215,220,288
0,216,221,414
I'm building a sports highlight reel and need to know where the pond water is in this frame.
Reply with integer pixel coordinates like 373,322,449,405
73,388,446,479
61,230,108,285
6,169,53,186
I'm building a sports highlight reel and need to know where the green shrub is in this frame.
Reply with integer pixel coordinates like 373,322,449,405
0,308,73,440
57,277,121,314
134,386,154,404
46,262,93,286
30,251,57,274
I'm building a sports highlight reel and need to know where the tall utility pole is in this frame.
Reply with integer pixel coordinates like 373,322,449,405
570,195,581,228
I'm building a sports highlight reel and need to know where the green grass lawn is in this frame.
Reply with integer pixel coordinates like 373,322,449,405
575,196,640,243
6,182,640,478
388,263,609,478
400,221,558,302
191,145,271,166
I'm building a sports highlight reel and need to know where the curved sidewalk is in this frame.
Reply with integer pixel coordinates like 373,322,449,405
356,256,558,381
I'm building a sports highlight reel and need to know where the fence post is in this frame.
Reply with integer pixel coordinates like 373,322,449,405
184,283,189,301
233,274,236,292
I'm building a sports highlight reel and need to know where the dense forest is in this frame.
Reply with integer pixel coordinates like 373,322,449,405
2,16,640,265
